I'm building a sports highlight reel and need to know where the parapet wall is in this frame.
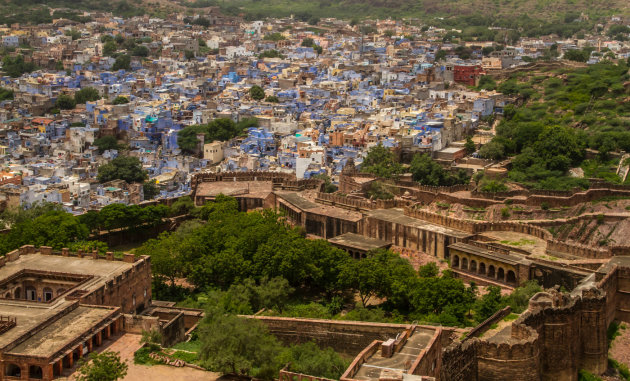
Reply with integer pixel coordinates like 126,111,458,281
316,192,411,211
248,316,415,355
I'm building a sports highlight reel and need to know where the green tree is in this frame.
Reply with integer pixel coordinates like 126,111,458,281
93,136,120,153
265,95,279,103
132,45,149,57
65,29,81,40
2,55,36,77
465,137,476,155
312,173,337,193
409,153,468,186
361,144,403,178
55,94,76,110
0,210,89,253
112,55,131,71
276,342,348,379
418,262,439,278
0,87,14,101
249,85,265,101
97,156,148,183
75,87,101,104
143,180,159,200
478,140,505,160
474,286,503,322
112,96,129,105
198,307,281,379
435,50,447,61
76,351,128,381
366,181,394,200
184,50,195,60
564,48,590,62
103,41,117,56
301,37,315,47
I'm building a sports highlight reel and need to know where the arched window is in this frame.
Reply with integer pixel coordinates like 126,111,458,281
452,255,460,268
5,363,21,377
479,263,486,275
4,292,11,298
470,260,477,272
29,365,43,379
507,270,517,284
461,257,468,270
488,265,496,278
497,268,505,281
14,287,22,299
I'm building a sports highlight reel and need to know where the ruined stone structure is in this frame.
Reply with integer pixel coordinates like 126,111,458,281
0,246,152,380
187,172,630,381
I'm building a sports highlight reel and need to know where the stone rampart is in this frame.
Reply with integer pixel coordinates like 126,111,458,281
248,316,413,355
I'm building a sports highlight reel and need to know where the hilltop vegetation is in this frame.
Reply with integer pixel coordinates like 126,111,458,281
480,61,630,190
0,0,626,38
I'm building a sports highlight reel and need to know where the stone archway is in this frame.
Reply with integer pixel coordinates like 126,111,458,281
488,265,496,278
507,270,517,284
29,365,43,379
461,257,468,270
43,287,53,302
479,262,486,275
452,255,460,268
5,363,21,378
470,260,477,273
497,268,505,281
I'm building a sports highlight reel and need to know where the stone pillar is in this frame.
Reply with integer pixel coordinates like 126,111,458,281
87,338,93,353
77,249,83,258
57,360,63,376
106,252,114,261
92,250,99,259
123,253,135,263
62,248,69,257
45,364,54,381
40,246,52,255
96,331,102,346
66,352,73,368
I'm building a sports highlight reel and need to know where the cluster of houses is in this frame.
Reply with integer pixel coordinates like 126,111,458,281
0,8,628,212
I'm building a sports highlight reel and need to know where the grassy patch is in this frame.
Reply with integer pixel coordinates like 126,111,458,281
607,321,626,347
499,238,536,246
503,313,519,322
609,358,630,381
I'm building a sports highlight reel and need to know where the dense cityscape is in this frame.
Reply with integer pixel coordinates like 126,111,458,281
0,2,629,381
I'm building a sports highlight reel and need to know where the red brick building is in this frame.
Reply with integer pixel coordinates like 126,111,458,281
453,64,485,86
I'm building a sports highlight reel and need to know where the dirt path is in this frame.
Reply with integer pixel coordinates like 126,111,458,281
63,333,220,381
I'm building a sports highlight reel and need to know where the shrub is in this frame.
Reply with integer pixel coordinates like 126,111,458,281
501,207,510,219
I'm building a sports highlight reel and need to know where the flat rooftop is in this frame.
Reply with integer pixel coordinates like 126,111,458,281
449,242,525,265
195,180,274,199
0,253,134,349
277,191,363,222
328,232,391,252
367,208,472,238
6,305,114,357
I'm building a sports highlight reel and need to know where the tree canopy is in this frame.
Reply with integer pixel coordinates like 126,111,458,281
76,351,128,381
409,153,469,186
75,87,101,104
177,118,258,154
249,85,265,101
361,144,403,178
97,156,148,183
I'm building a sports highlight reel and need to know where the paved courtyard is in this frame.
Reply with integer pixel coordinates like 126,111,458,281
61,333,220,381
